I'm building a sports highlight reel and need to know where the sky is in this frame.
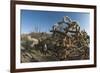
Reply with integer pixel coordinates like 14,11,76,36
20,9,90,35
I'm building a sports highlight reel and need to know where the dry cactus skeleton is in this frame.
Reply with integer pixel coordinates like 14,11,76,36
50,16,89,60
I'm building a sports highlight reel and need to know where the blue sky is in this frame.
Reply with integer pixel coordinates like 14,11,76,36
21,9,90,35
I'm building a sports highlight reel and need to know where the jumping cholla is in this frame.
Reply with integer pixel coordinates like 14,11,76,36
50,16,89,60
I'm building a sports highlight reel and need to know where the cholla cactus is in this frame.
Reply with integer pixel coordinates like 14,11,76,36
50,16,90,60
